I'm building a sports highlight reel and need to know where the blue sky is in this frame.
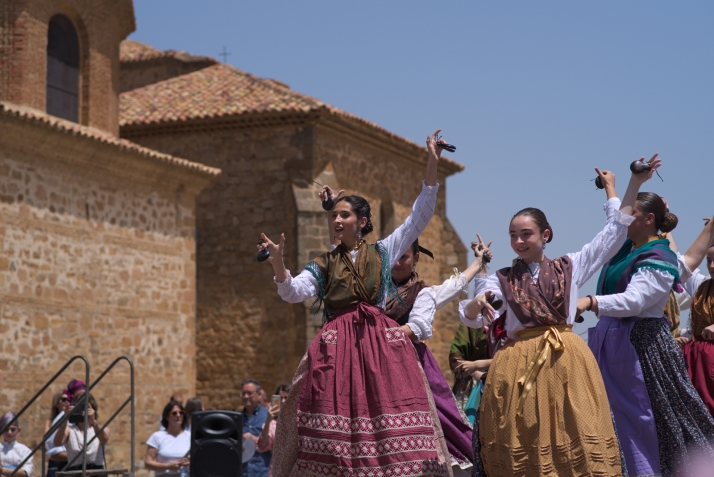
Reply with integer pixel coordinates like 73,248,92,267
129,1,714,335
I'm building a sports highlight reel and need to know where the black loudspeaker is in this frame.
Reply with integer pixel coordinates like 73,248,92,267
190,410,243,477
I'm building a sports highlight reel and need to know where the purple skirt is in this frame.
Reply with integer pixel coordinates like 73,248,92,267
588,316,660,477
414,341,474,469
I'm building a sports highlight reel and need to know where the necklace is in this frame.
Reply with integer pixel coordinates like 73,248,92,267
351,240,363,250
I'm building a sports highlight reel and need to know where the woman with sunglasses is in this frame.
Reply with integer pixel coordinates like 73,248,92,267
459,159,658,476
262,131,451,476
44,392,69,477
145,401,190,477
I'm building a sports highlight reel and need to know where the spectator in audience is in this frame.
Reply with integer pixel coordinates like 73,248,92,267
44,392,69,477
257,384,291,477
53,394,109,471
241,379,270,477
183,398,204,434
0,412,33,477
258,390,269,410
159,392,184,431
145,401,190,477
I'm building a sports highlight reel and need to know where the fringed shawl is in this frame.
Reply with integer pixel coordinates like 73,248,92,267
384,272,426,326
496,256,573,328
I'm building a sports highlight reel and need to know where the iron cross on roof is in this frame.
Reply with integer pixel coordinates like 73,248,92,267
219,45,231,63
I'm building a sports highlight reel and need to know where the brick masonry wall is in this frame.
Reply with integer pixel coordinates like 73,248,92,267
0,118,203,474
125,119,467,407
0,0,134,134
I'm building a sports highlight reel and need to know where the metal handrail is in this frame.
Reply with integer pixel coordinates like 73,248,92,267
63,356,135,477
0,355,90,477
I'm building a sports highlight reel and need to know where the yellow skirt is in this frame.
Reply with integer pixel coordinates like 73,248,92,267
479,325,623,477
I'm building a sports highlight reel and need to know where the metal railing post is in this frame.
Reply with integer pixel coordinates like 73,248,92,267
1,355,90,477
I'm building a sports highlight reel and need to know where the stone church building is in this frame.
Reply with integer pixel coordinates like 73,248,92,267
1,0,466,471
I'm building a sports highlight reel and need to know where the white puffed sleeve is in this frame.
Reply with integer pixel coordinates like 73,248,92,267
432,274,469,310
406,287,436,341
274,269,318,303
458,273,501,329
569,198,635,287
595,268,674,318
380,181,439,269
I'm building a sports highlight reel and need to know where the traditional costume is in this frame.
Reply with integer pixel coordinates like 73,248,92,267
589,239,714,477
271,182,451,477
681,265,714,416
385,270,475,472
459,198,630,477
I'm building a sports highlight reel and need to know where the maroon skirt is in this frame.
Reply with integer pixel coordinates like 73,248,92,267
683,340,714,416
272,302,450,477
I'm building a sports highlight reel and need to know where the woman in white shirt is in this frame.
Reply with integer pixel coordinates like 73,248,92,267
145,401,190,477
53,394,109,471
44,392,69,477
588,192,714,477
460,162,650,477
0,413,33,477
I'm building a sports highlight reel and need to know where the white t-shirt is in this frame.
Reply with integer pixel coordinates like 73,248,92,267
1,441,33,477
146,430,191,477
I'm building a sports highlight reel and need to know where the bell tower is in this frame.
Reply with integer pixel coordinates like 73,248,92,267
0,0,135,135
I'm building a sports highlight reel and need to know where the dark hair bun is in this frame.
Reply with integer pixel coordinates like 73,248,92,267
362,219,374,236
660,212,679,234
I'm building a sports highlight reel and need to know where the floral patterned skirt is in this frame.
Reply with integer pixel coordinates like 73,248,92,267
630,319,714,476
271,302,451,477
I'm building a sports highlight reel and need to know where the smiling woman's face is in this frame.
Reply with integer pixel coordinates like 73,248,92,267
509,215,549,263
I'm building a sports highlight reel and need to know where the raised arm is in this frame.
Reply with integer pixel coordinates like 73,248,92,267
571,159,661,287
682,216,714,272
382,130,443,268
432,235,492,310
619,153,661,216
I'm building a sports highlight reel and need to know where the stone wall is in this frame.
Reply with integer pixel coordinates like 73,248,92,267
0,112,214,473
124,124,313,410
124,117,467,407
0,0,134,134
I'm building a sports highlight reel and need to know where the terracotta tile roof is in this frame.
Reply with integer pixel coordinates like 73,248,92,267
0,101,220,178
118,64,464,172
120,39,218,66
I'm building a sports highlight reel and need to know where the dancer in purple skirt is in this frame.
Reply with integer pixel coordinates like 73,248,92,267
382,236,490,474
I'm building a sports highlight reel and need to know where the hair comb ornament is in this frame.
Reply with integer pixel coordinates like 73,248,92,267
435,134,456,153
